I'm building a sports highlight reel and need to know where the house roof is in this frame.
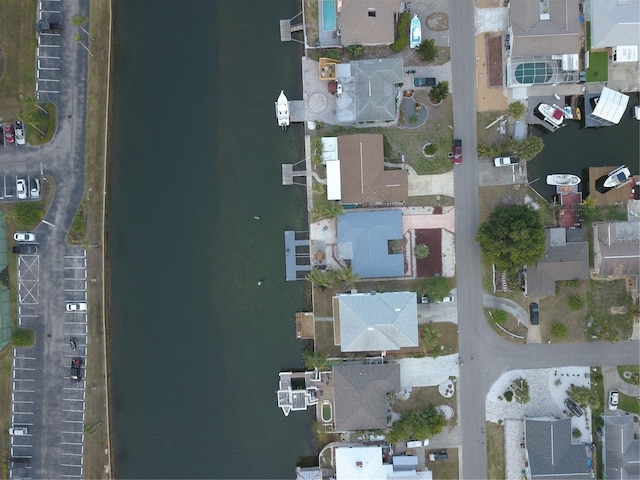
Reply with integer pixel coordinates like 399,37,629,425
594,221,640,277
604,415,640,479
338,134,408,205
525,418,591,478
527,228,590,298
509,0,581,56
335,446,392,480
338,0,397,46
333,364,400,432
590,0,640,49
352,58,404,123
337,210,405,279
334,291,418,352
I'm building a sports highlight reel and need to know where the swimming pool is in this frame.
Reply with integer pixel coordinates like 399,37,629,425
322,0,337,31
515,62,553,84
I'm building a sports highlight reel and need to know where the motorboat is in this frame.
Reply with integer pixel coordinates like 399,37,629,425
602,165,631,189
410,14,421,49
537,103,565,127
275,90,289,129
546,174,581,186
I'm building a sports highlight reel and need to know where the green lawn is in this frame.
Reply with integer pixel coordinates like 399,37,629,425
618,392,640,415
586,51,608,82
618,365,640,386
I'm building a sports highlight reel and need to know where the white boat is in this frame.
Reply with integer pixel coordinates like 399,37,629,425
275,90,289,129
537,103,565,127
602,165,631,188
546,174,581,186
634,105,640,120
410,14,421,49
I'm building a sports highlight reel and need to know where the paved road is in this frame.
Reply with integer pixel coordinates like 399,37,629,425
3,1,91,477
449,3,640,478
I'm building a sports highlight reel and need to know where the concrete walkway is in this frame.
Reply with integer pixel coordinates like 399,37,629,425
482,293,529,326
408,170,455,197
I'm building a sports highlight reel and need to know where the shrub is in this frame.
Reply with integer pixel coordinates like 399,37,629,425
428,81,449,103
568,295,584,311
422,143,437,156
390,12,410,52
572,428,581,439
345,44,364,58
552,323,568,339
12,328,34,347
414,243,430,260
409,115,418,124
507,101,525,119
504,390,513,402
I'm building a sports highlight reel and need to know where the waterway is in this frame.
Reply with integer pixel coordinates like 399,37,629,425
527,92,640,201
108,1,313,477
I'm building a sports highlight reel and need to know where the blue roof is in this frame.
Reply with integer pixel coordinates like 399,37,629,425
337,210,404,278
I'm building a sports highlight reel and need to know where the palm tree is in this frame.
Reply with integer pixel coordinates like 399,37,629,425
23,96,48,115
336,264,359,288
306,268,330,289
71,15,96,42
302,349,327,371
74,33,94,57
21,110,46,137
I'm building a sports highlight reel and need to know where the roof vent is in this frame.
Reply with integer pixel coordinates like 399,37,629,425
356,461,363,468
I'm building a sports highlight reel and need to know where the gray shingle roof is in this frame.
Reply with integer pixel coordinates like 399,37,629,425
333,363,400,432
594,221,640,277
604,415,640,479
352,58,403,122
335,291,418,352
591,0,640,49
525,418,591,478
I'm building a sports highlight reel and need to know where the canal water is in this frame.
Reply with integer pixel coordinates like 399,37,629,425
527,92,640,201
108,1,314,477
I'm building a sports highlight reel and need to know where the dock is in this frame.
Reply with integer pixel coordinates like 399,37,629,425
586,166,633,205
280,12,305,43
282,164,308,186
284,231,311,281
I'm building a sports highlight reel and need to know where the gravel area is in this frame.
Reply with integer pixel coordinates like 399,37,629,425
486,367,594,479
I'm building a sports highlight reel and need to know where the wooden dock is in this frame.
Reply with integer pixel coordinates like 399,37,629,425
282,164,308,186
279,12,305,43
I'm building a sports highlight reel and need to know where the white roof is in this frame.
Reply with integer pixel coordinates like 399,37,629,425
335,446,392,480
591,87,630,124
322,137,338,162
614,45,639,62
326,160,342,200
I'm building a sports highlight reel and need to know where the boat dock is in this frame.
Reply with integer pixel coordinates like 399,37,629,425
284,230,311,281
280,12,305,43
586,166,633,205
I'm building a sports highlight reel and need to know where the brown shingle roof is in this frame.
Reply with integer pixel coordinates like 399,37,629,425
338,134,407,205
338,0,397,46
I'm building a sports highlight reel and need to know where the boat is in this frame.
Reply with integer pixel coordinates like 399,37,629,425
275,90,289,129
537,103,565,127
410,14,421,49
546,174,581,186
602,165,631,189
634,105,640,120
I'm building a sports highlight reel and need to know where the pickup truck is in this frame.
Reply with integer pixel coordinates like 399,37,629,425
494,156,519,167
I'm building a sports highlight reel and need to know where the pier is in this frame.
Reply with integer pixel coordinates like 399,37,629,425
284,231,311,281
280,12,305,43
282,159,308,186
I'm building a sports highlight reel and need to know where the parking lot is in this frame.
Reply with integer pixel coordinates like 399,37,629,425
0,174,44,201
36,0,63,102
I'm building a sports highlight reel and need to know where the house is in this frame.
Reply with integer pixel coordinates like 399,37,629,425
334,445,432,480
524,417,591,479
602,415,640,479
337,0,399,46
324,134,408,206
506,0,581,86
337,210,405,279
593,221,640,280
590,0,640,64
333,291,418,352
333,364,400,431
335,58,404,124
276,371,321,416
527,228,589,298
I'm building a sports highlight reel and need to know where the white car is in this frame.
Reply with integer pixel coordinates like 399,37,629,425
494,156,519,167
14,120,25,145
439,295,455,303
14,232,35,242
16,178,27,199
608,391,619,410
66,302,87,312
9,426,28,436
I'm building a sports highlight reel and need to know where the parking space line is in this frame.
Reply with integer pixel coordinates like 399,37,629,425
13,378,35,382
13,356,36,360
62,409,84,413
61,452,83,457
62,431,83,435
63,399,85,403
11,411,34,415
62,420,84,423
13,390,35,393
13,367,36,371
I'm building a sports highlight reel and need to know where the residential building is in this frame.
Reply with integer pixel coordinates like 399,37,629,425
334,445,432,480
602,415,640,479
590,0,640,63
337,0,399,46
593,221,640,283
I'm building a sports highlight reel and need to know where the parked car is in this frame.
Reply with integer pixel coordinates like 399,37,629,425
429,449,448,461
9,426,28,436
30,178,41,198
437,295,454,303
12,244,38,254
16,178,28,199
37,20,61,34
66,302,87,312
70,357,82,382
494,156,519,167
608,390,619,410
413,77,436,87
4,123,15,143
14,120,25,145
564,397,584,417
453,139,462,164
14,232,36,242
529,302,539,325
420,294,429,304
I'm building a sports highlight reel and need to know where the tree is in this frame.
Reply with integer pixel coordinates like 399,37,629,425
476,204,546,272
23,95,48,115
567,385,600,409
306,268,330,289
335,264,360,288
20,109,47,138
387,406,446,443
416,38,437,62
512,136,544,161
302,348,327,371
503,390,513,402
345,44,364,58
428,81,449,103
421,276,451,302
507,101,525,119
414,243,430,260
71,15,96,42
421,322,440,357
552,323,568,339
511,377,530,404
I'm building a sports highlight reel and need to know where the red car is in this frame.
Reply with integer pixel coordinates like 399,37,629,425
453,139,462,164
4,123,15,144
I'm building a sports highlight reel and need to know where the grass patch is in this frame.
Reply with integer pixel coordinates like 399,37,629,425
586,51,608,82
590,367,604,479
68,200,87,244
484,308,527,343
617,365,640,386
586,279,634,342
486,421,505,479
22,102,57,146
393,385,457,416
618,392,640,415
